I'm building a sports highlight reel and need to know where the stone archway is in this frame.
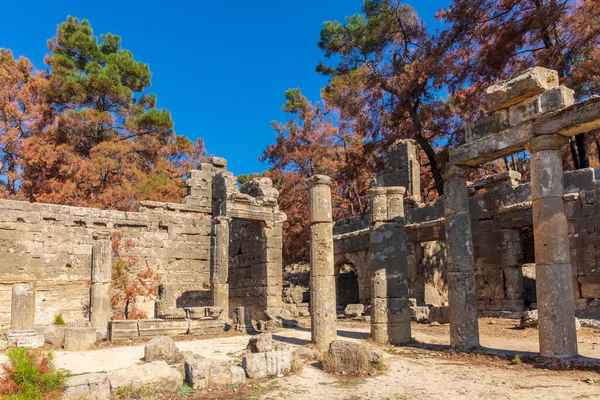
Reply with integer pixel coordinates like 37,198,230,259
336,263,360,312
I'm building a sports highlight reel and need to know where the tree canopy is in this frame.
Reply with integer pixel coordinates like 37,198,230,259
0,17,204,210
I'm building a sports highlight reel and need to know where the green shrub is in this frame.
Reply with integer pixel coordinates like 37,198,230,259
177,384,194,396
53,313,65,325
0,348,69,400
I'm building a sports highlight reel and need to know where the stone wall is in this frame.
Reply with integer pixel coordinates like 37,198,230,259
0,157,286,329
0,199,211,329
333,138,600,313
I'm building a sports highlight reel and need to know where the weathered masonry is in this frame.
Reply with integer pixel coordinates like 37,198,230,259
333,69,600,355
0,157,285,330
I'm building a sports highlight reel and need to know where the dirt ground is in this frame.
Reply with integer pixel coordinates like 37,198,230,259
2,318,600,399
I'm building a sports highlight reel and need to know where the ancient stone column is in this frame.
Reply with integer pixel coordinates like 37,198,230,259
211,216,230,317
10,282,36,331
307,174,336,349
91,230,112,329
527,134,578,358
443,166,480,349
369,187,411,345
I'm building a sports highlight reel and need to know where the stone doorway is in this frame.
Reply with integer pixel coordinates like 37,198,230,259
336,263,360,312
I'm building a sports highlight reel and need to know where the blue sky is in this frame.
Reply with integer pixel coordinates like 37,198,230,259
0,1,448,177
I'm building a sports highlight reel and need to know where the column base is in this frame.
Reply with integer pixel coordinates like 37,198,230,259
7,330,45,348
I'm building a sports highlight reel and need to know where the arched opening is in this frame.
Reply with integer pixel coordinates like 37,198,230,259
336,263,360,312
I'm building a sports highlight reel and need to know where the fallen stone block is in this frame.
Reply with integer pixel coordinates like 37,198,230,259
43,325,65,347
344,304,365,318
410,306,430,323
520,310,538,328
109,320,139,341
428,306,449,324
144,336,183,364
247,333,272,353
329,340,383,365
185,358,246,389
63,373,110,400
283,287,304,304
322,340,383,375
486,67,559,111
242,351,291,379
64,327,97,351
108,361,182,393
138,319,189,337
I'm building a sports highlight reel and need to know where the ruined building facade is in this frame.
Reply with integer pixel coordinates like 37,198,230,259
334,136,600,315
0,157,285,329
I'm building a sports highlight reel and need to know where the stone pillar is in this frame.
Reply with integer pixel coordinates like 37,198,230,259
307,174,336,350
91,230,112,329
211,216,230,317
261,221,283,318
10,282,36,331
369,187,411,345
527,134,578,358
443,166,480,349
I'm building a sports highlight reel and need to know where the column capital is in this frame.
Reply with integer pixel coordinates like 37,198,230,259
526,134,569,153
367,186,387,198
386,186,407,196
306,174,333,189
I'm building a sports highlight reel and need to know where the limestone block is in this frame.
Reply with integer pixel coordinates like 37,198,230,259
368,187,388,222
386,186,406,219
110,320,139,340
90,282,111,329
447,271,479,349
188,318,225,335
534,96,600,137
283,287,304,304
247,333,272,353
534,263,578,357
465,110,510,142
186,306,223,319
486,67,559,110
144,336,183,364
532,197,570,265
63,373,110,400
344,304,365,318
306,175,333,223
445,213,475,272
450,121,534,167
210,156,227,168
185,358,246,389
108,361,182,393
242,351,291,379
64,327,97,351
10,282,36,331
43,325,65,346
7,331,45,348
138,319,190,337
328,340,384,372
508,86,574,126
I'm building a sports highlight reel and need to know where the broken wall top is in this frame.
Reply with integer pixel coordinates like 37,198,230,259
451,67,600,166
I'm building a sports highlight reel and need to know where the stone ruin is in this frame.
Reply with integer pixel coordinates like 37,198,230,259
317,67,600,358
0,156,286,347
1,67,600,363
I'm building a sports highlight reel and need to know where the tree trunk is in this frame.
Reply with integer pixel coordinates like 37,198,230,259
413,133,444,196
575,133,590,168
570,139,580,169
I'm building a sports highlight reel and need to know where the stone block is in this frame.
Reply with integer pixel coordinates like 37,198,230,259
508,86,574,126
283,286,304,304
64,327,97,351
43,325,65,346
110,320,139,340
534,96,600,137
185,358,246,389
63,373,110,400
7,331,45,348
344,304,365,318
242,351,291,379
465,110,510,143
247,333,272,353
188,318,225,335
486,67,559,110
450,121,534,167
144,336,183,364
108,361,182,393
138,319,190,337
